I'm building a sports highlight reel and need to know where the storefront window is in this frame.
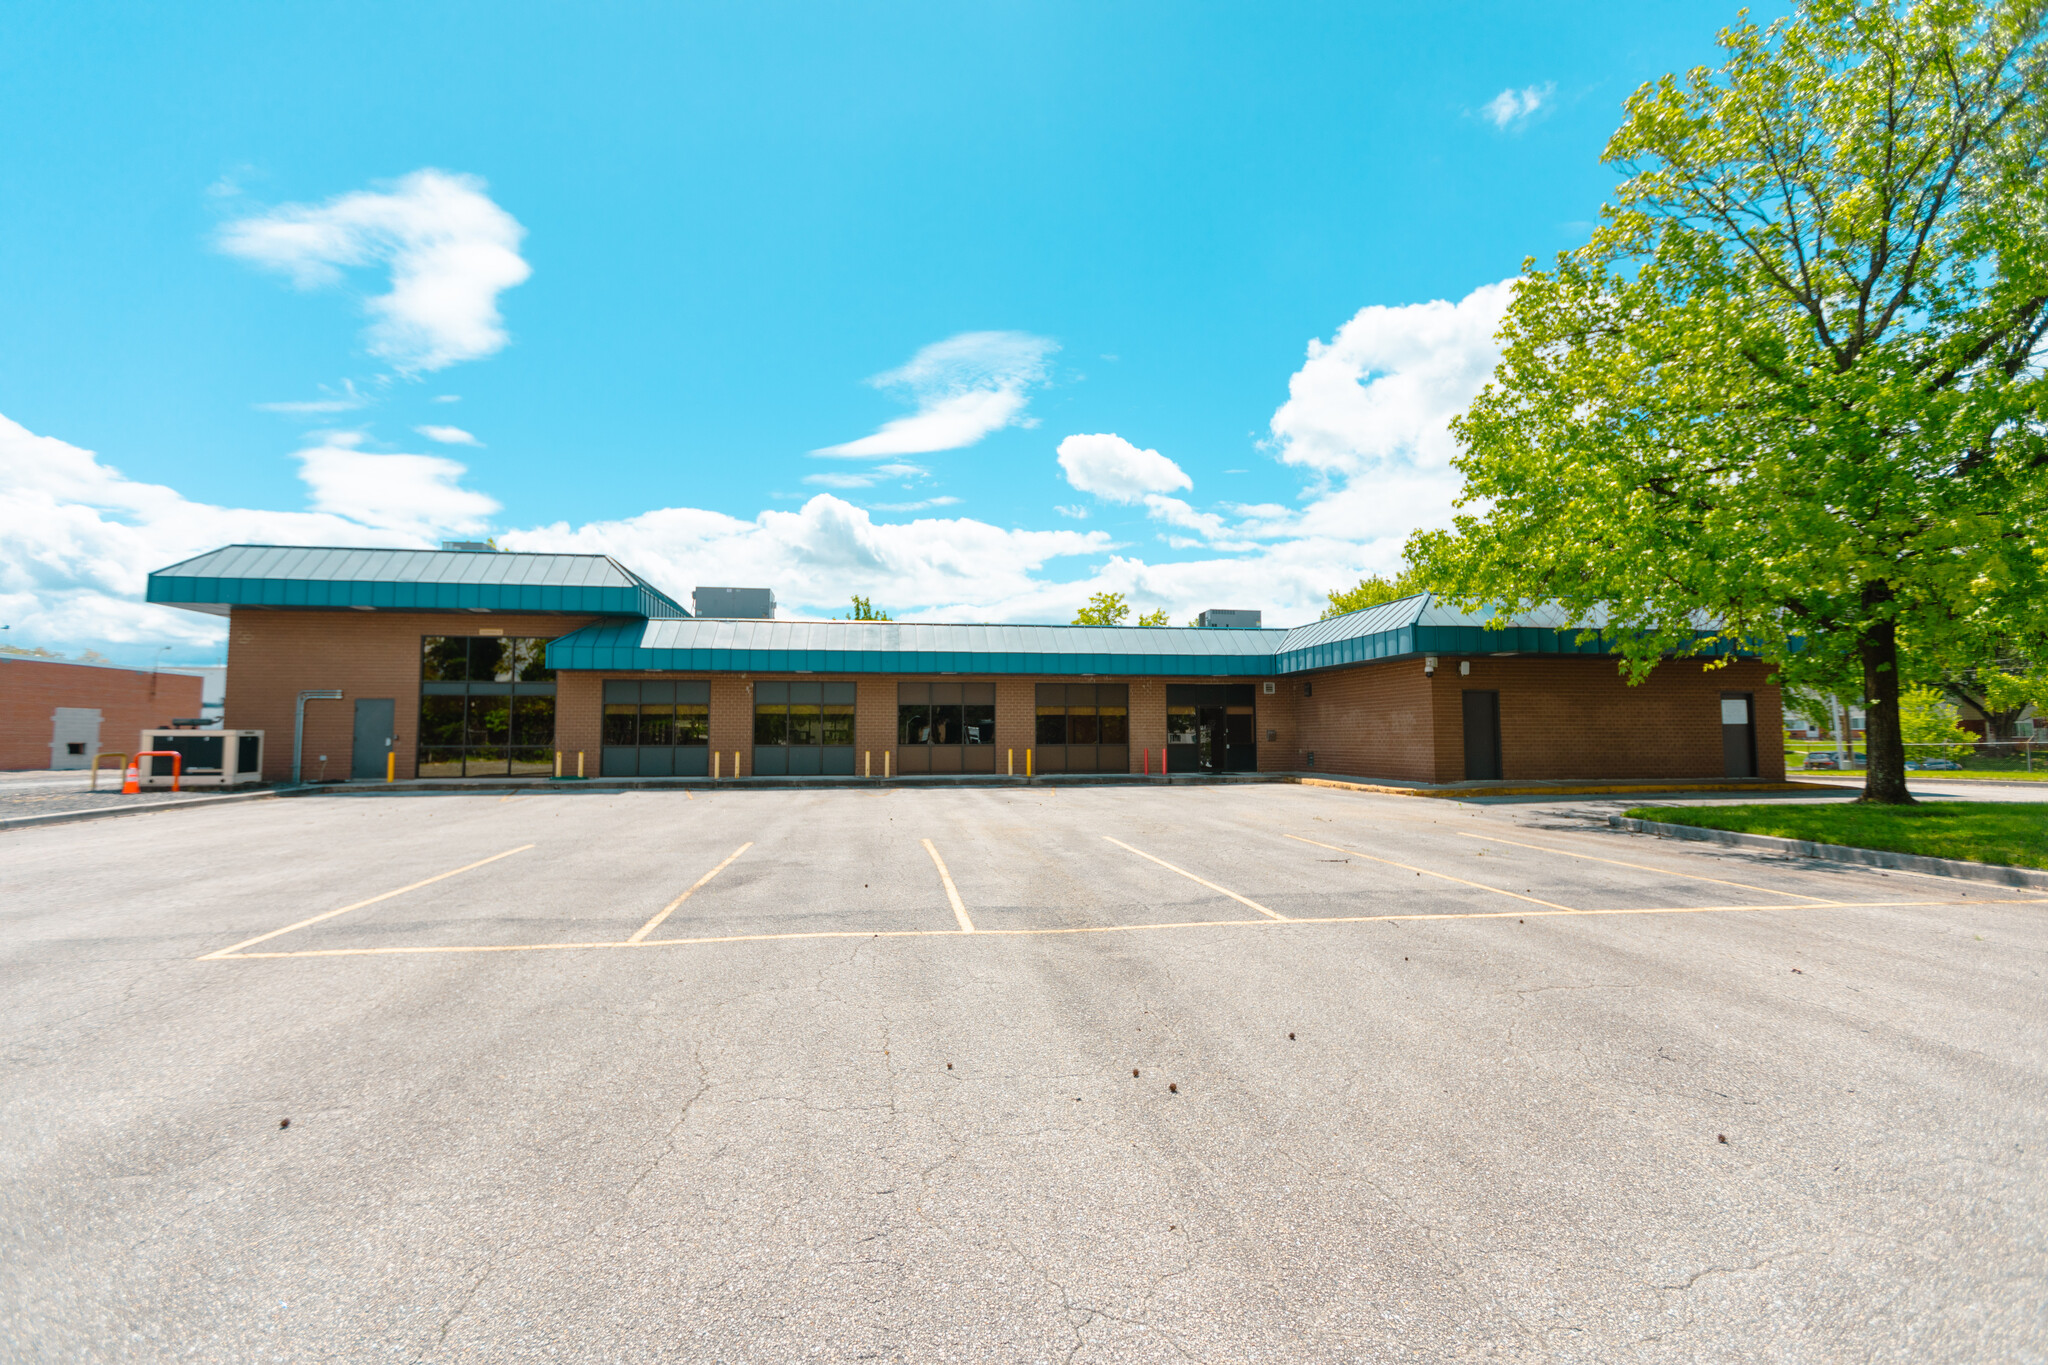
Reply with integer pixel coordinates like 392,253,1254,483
602,680,711,777
419,635,557,777
754,681,857,776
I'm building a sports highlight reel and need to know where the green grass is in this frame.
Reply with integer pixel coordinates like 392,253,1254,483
1624,802,2048,871
1780,741,2048,781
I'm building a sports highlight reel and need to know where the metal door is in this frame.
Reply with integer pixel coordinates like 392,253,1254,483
1721,693,1756,778
1462,690,1502,780
351,698,396,779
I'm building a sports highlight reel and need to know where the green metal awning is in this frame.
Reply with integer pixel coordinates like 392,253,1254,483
147,545,690,618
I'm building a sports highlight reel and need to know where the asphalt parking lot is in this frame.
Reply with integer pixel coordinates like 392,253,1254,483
3,784,2043,1362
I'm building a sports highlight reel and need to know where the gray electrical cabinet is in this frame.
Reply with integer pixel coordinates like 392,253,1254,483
137,729,265,788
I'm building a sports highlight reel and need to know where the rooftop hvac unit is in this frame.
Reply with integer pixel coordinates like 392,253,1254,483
137,729,265,788
693,586,776,618
1196,609,1262,628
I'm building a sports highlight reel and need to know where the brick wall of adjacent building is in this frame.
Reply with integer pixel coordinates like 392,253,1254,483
223,610,600,781
0,658,205,771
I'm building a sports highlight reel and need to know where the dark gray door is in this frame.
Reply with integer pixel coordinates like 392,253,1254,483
1721,693,1756,777
1462,690,1502,780
351,698,395,779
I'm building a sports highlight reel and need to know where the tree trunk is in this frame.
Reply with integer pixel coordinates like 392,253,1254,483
1858,599,1914,805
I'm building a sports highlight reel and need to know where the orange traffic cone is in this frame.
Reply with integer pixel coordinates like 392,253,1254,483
120,760,140,795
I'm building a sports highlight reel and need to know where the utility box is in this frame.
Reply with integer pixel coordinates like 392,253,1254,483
693,586,776,619
137,729,265,788
1196,609,1262,629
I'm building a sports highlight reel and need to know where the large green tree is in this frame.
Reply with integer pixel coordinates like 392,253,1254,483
1409,0,2048,803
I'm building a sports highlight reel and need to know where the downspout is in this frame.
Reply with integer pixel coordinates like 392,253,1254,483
293,689,344,785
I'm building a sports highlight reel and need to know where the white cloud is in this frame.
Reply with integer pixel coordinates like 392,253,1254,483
1482,83,1554,130
815,331,1057,457
219,169,531,373
802,461,928,489
0,413,460,652
432,394,461,403
1,279,1514,654
255,379,373,414
1056,432,1193,502
414,424,481,446
1269,279,1511,480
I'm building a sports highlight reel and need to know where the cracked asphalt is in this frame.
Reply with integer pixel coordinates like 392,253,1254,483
2,783,2043,1362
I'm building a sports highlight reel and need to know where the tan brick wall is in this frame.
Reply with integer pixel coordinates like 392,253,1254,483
223,610,599,781
219,615,1786,787
0,659,204,770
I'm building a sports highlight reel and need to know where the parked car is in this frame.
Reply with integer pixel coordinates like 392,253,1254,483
1919,757,1964,770
1802,753,1842,770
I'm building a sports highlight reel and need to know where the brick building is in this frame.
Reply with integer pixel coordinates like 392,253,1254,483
0,657,205,771
147,544,1783,786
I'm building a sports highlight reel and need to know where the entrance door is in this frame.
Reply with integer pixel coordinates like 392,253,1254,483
1721,693,1756,777
351,698,396,779
1197,706,1226,772
1462,690,1501,780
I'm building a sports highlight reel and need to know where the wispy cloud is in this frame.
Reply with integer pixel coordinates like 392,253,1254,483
414,424,481,446
218,169,531,373
1482,83,1554,131
814,331,1057,457
254,379,372,414
868,496,962,512
803,461,927,489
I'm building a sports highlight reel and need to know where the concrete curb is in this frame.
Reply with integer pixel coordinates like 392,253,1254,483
1608,815,2048,891
0,787,281,833
1304,777,1832,800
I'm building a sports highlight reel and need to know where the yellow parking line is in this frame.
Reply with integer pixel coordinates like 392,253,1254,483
923,838,975,933
628,842,753,943
1104,837,1288,921
1286,833,1575,910
201,894,2035,960
1453,830,1841,903
197,844,536,960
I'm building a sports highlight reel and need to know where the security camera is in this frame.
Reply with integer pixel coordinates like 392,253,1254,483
1423,654,1438,677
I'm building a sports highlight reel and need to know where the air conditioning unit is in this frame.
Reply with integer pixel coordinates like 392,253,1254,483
137,729,265,788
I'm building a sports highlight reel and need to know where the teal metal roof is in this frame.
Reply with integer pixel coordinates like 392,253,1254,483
547,618,1290,676
147,545,690,618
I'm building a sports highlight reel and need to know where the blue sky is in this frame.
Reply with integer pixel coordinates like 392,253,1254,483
0,1,1725,661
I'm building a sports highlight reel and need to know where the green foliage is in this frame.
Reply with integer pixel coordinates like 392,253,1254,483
1899,684,1975,760
1409,0,2048,804
1074,591,1130,626
1322,563,1431,619
1135,608,1171,627
1625,802,2048,871
845,595,892,622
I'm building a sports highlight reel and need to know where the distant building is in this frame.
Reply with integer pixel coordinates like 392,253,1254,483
0,658,205,771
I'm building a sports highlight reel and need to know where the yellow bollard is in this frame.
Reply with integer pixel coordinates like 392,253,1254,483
554,750,562,778
713,751,720,781
1007,747,1013,776
1026,748,1033,777
884,750,891,779
577,750,585,779
386,750,395,782
734,749,741,777
865,750,871,778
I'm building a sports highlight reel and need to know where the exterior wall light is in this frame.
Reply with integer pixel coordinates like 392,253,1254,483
1459,660,1470,676
1423,655,1438,677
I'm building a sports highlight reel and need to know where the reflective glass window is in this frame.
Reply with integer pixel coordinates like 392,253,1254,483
421,636,468,682
513,695,555,746
899,704,930,745
788,704,821,746
512,638,554,682
1036,706,1067,745
1068,706,1099,744
466,695,511,746
1167,706,1198,743
640,704,676,746
964,704,995,744
822,704,855,746
1098,705,1129,744
420,695,465,747
676,704,710,746
754,706,788,745
931,705,963,745
604,704,639,746
470,636,513,682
